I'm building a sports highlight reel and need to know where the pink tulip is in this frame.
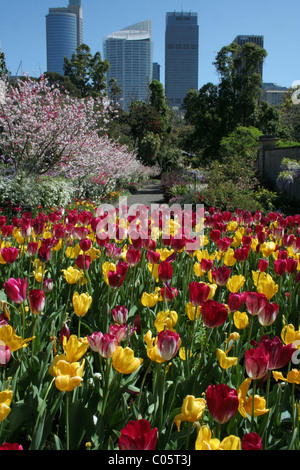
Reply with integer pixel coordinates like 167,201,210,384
3,278,27,304
29,289,45,315
156,329,180,361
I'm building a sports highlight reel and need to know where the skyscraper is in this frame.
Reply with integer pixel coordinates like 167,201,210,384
46,0,83,76
103,20,153,110
165,11,199,108
233,35,264,77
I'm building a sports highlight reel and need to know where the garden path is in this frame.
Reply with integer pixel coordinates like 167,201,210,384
125,180,165,208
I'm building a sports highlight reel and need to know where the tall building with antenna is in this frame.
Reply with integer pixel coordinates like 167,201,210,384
165,11,199,108
46,0,83,76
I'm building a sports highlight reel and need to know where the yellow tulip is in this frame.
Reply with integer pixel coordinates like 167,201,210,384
195,425,220,450
13,228,25,244
72,292,92,317
260,241,276,257
226,221,238,232
141,291,159,308
226,275,246,293
144,331,165,364
0,324,33,352
53,359,85,392
217,348,238,370
218,435,241,450
238,378,269,418
223,248,237,267
62,266,85,284
194,262,205,277
257,278,278,300
233,311,249,329
174,395,206,431
112,346,143,374
273,369,300,384
0,390,13,423
155,310,178,332
185,302,201,321
281,324,300,345
63,335,89,362
147,263,159,282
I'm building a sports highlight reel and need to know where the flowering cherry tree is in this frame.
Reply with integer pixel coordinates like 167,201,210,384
0,75,155,186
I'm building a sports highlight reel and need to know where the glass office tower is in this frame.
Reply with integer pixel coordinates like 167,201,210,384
103,20,153,110
165,11,199,108
46,0,83,76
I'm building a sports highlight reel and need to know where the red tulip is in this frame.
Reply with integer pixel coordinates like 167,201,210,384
27,242,38,256
206,383,239,424
286,257,298,274
20,219,31,238
75,254,91,271
228,292,244,313
258,258,269,272
189,281,211,306
0,343,11,365
158,261,173,282
211,266,231,286
79,238,92,252
1,247,19,264
245,345,269,379
241,433,263,450
200,258,213,273
109,323,128,341
146,250,161,264
160,283,178,302
234,246,250,262
111,305,128,325
257,302,279,326
216,237,232,252
274,259,286,276
118,419,158,450
157,329,180,361
126,246,141,266
1,225,14,238
105,243,122,260
3,278,27,304
0,442,23,450
38,244,51,263
60,322,70,344
259,335,295,370
97,333,119,358
244,292,268,316
201,299,228,327
29,289,45,315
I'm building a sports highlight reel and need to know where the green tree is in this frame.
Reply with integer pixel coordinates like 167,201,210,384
63,44,109,98
214,41,267,132
149,80,169,127
0,50,9,78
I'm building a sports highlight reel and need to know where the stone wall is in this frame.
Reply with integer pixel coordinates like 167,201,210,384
257,135,300,199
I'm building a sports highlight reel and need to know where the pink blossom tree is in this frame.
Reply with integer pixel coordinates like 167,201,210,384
0,75,155,186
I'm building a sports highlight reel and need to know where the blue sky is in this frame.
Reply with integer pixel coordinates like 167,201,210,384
0,0,299,89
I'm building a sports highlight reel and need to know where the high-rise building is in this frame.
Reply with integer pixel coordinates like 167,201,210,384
165,11,199,108
152,62,160,82
233,35,264,77
103,20,153,110
46,0,83,76
261,83,288,107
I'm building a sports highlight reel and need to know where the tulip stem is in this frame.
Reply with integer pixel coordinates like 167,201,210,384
66,391,70,450
251,380,257,432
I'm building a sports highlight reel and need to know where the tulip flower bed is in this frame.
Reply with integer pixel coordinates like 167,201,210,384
0,201,300,451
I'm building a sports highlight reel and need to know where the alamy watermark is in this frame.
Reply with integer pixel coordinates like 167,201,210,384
95,197,205,252
291,80,300,105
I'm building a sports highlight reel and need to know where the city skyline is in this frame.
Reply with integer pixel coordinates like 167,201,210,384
0,0,299,90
